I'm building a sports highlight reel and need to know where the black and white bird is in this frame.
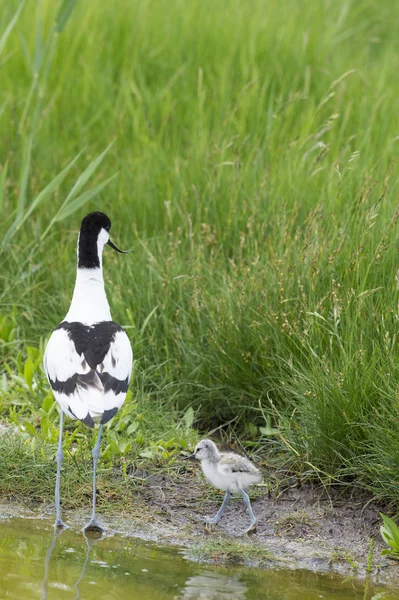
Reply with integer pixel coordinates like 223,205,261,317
184,439,261,533
44,211,133,532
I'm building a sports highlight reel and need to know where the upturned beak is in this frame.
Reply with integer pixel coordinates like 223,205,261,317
107,239,133,254
182,452,196,460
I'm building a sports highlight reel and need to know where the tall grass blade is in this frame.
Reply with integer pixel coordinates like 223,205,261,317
0,1,25,58
1,152,81,250
55,173,118,221
63,142,114,207
55,0,78,33
1,139,32,249
40,143,115,239
17,138,32,218
0,160,8,214
33,0,42,75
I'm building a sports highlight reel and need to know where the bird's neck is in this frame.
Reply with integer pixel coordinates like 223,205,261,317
64,267,112,325
203,453,220,466
78,230,103,269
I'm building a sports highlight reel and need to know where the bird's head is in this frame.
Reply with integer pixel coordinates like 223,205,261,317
183,438,219,462
78,211,132,269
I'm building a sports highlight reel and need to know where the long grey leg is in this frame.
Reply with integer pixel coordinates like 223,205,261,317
206,490,231,525
55,410,67,528
240,488,257,532
84,424,105,532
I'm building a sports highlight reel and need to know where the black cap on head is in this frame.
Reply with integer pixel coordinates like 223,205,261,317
78,211,131,269
78,212,111,269
80,211,111,234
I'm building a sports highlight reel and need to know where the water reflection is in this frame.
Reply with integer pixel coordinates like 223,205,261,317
40,527,96,600
40,528,62,600
73,533,94,600
181,572,247,599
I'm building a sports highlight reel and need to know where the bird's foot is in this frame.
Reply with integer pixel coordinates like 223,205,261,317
244,520,257,535
83,518,106,536
55,518,68,530
203,516,220,527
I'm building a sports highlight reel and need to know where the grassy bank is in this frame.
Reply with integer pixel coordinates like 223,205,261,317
1,0,399,504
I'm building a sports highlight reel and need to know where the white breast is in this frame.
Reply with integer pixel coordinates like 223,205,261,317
201,461,234,491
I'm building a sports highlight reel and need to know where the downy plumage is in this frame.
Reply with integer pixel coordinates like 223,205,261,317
184,439,261,533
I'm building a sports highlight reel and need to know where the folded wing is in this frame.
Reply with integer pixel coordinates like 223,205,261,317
44,321,133,427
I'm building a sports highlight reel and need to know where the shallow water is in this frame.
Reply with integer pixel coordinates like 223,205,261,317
0,518,396,600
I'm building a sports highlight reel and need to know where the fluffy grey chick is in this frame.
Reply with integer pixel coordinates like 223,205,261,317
184,438,261,532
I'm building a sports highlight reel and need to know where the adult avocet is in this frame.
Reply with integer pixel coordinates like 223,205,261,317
44,211,133,532
184,439,261,533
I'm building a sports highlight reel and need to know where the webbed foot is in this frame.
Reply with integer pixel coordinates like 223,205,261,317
83,518,106,535
55,518,68,530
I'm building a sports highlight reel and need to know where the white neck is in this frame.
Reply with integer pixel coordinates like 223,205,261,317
202,453,220,466
64,267,112,325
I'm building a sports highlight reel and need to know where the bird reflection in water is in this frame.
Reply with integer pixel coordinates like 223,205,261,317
40,529,100,600
181,571,248,599
40,528,62,600
73,532,95,600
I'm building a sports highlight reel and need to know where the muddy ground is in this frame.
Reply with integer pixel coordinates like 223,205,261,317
2,463,399,591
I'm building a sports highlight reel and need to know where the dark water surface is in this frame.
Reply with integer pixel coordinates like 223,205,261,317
0,518,396,599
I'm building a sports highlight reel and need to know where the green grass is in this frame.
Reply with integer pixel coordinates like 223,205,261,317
0,395,197,508
1,0,399,504
188,538,275,566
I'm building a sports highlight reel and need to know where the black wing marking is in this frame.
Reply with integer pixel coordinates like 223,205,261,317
46,321,132,427
54,321,124,369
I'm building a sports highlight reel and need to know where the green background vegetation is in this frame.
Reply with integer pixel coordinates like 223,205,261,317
1,0,399,505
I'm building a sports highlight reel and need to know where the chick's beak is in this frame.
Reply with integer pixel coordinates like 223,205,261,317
182,452,196,460
107,239,133,254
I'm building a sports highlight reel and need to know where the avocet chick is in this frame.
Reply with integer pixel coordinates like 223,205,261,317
184,439,261,532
